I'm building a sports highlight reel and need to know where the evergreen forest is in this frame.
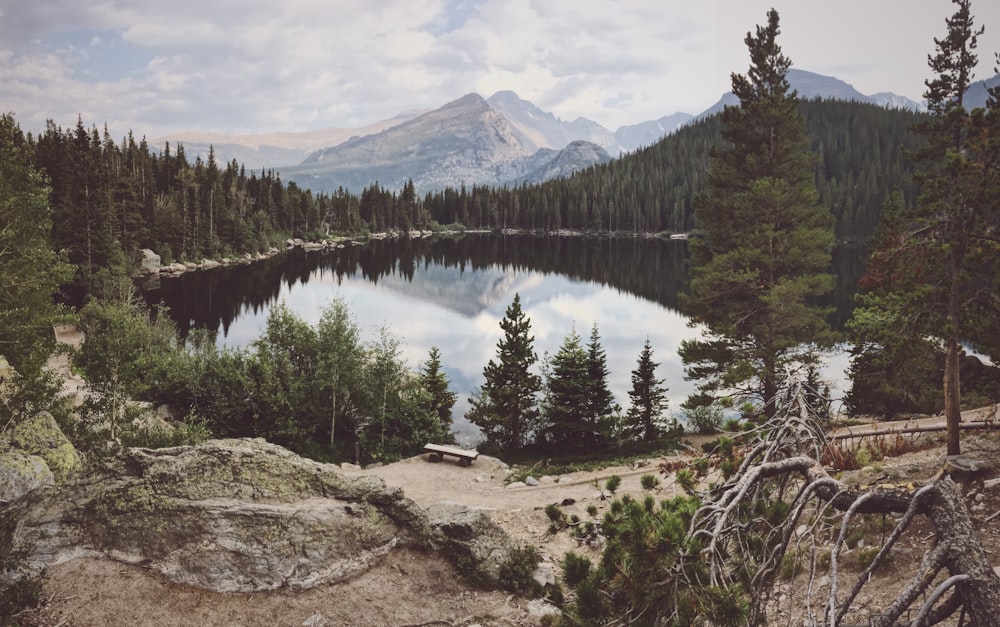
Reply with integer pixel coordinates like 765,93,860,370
17,99,925,301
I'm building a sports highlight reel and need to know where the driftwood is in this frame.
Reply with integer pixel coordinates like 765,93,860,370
666,383,1000,626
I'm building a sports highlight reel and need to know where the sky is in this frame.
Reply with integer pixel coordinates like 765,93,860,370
2,0,1000,140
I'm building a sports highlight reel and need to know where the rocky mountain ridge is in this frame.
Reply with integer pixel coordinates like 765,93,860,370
154,68,949,195
280,93,612,194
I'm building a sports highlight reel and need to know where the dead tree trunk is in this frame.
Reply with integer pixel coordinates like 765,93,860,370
678,382,1000,626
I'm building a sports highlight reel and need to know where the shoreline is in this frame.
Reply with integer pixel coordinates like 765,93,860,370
137,228,685,278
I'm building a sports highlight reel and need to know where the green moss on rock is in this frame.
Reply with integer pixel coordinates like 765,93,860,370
9,412,80,482
0,451,54,502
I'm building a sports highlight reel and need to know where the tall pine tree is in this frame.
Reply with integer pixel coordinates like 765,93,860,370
542,327,592,449
849,0,1000,454
419,346,457,441
466,294,541,450
584,323,614,444
627,338,669,441
679,8,836,419
0,114,74,398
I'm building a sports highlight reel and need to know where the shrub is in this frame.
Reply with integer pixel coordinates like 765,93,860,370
498,546,542,595
641,473,660,490
685,404,724,434
675,468,697,493
562,551,592,587
605,474,622,494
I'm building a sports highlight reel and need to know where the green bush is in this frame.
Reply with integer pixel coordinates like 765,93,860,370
640,473,660,489
605,474,622,494
685,405,724,434
498,546,542,595
562,551,592,587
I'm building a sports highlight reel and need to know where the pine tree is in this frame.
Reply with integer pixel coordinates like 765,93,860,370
584,323,614,444
679,8,836,419
466,294,541,450
849,0,1000,454
420,346,457,440
542,328,591,450
627,338,669,441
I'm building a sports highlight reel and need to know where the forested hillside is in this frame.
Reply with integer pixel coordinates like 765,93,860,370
21,100,925,300
420,99,926,239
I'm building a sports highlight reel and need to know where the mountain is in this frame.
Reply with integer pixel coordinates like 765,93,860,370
486,90,618,153
514,140,614,185
149,69,937,196
150,111,424,170
696,69,924,121
614,113,695,153
964,74,1000,110
280,94,612,194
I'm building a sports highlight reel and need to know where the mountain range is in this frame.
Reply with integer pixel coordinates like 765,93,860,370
153,69,970,195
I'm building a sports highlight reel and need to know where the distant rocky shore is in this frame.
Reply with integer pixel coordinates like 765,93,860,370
135,230,439,278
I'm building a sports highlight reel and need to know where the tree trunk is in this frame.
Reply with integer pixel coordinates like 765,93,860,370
944,303,962,456
329,388,336,448
921,477,1000,626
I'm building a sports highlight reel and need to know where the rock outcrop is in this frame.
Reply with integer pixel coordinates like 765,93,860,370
2,438,522,595
427,501,517,585
0,451,53,504
7,411,81,482
2,439,430,592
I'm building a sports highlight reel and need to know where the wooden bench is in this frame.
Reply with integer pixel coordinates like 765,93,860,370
424,443,479,466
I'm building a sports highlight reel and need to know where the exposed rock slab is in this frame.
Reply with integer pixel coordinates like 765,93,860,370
2,438,431,593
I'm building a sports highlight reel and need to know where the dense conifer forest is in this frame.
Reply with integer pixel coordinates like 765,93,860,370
20,99,926,300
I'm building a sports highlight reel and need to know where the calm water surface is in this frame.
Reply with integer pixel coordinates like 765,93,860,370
142,234,855,443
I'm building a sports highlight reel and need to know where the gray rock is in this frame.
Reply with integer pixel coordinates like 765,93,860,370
426,500,518,586
138,249,161,274
527,598,561,619
506,481,526,489
525,476,540,487
0,451,53,503
2,438,431,593
984,478,1000,490
532,561,556,588
0,355,13,403
9,412,80,482
301,613,326,627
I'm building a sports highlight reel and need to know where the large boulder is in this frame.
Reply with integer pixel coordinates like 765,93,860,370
2,438,432,593
138,249,161,274
0,451,53,504
9,411,81,482
426,500,519,587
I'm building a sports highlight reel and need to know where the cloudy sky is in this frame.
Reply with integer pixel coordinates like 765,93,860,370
2,0,999,140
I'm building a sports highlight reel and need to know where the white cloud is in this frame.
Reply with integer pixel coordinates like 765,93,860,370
1,0,999,138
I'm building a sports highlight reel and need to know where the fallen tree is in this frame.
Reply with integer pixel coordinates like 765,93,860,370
559,381,1000,626
677,383,1000,626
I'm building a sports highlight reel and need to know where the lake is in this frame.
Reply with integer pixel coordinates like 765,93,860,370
141,233,858,444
